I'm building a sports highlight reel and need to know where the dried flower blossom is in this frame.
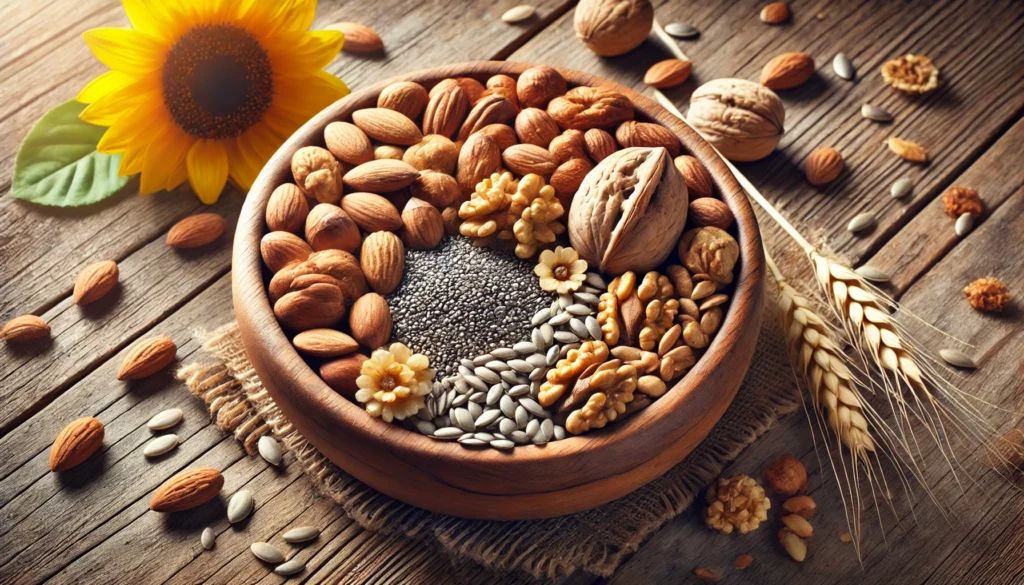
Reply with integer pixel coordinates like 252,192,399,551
534,246,587,294
942,186,983,219
881,54,940,94
963,277,1010,313
355,342,435,422
703,474,771,534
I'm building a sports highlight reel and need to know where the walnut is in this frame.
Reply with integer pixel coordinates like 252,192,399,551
508,174,565,258
942,186,983,219
268,249,367,307
763,454,807,496
573,0,654,57
596,272,643,346
291,146,343,203
678,227,740,285
547,86,635,131
687,79,785,162
703,474,771,535
563,359,638,434
636,271,679,351
963,277,1010,312
538,340,609,406
880,54,940,94
458,171,517,242
403,134,458,174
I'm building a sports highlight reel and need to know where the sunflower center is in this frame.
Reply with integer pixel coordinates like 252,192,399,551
162,24,273,140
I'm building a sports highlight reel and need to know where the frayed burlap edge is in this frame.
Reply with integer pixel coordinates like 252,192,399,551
177,294,798,580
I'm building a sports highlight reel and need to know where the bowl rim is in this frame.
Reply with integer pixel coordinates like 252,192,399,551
233,60,765,511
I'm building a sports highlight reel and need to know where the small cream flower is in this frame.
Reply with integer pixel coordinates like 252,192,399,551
534,246,587,294
355,343,435,423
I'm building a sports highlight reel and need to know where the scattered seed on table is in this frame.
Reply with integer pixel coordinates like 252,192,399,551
832,53,855,80
200,527,215,550
847,213,875,234
955,213,974,236
251,542,285,563
227,490,254,524
274,559,306,577
258,435,283,466
891,177,914,199
143,434,179,458
855,266,891,282
283,526,320,543
665,22,700,39
146,408,183,431
860,104,892,122
940,348,978,369
501,4,535,23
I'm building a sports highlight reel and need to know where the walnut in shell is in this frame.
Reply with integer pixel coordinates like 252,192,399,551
568,147,688,275
687,78,785,162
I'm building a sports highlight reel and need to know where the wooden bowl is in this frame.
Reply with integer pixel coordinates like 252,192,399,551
233,61,765,520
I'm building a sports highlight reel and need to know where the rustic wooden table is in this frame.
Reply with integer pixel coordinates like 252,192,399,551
1,1,1022,583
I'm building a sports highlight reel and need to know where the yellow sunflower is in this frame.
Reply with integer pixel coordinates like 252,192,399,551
77,0,349,203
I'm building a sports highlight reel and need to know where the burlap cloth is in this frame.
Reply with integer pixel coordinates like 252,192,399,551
176,291,797,581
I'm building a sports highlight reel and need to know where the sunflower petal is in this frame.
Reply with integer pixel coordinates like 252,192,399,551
266,30,343,74
95,102,162,153
186,139,229,204
82,28,163,74
267,0,317,35
77,71,135,104
122,0,178,41
140,126,192,194
80,82,159,127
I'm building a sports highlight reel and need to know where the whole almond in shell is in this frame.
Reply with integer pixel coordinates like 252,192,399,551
410,170,461,208
328,22,383,53
1,315,50,342
351,108,422,146
166,213,226,249
477,123,518,151
515,108,561,147
324,121,373,165
549,129,588,163
761,52,815,90
343,159,419,193
644,59,692,88
292,329,359,358
421,85,469,139
377,81,429,120
266,183,310,233
292,146,343,203
502,144,557,176
261,231,313,272
517,65,568,108
673,155,715,197
615,121,681,157
550,157,593,208
320,353,368,398
456,133,502,193
340,192,403,232
305,203,361,252
403,135,458,174
150,467,224,512
400,197,444,250
348,293,393,349
804,146,843,185
689,198,734,230
274,283,346,331
117,335,177,380
583,128,617,162
760,1,790,23
458,94,517,141
49,417,104,471
360,231,405,294
73,260,119,305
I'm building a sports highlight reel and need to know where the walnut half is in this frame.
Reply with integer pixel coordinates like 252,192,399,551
563,359,638,434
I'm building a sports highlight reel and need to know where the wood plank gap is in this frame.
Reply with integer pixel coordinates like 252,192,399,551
494,1,577,60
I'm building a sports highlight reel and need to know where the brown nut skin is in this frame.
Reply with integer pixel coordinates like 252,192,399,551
673,155,715,197
804,146,843,186
348,293,393,350
688,198,734,230
410,170,461,208
550,157,593,209
574,0,654,57
49,417,104,472
687,78,785,162
477,123,518,151
266,183,310,233
402,134,459,174
400,197,444,250
377,81,429,120
548,86,635,131
305,203,361,253
615,121,681,157
292,146,343,203
549,129,589,163
763,454,808,496
515,108,561,147
274,283,346,331
584,128,617,162
320,353,369,399
517,65,568,108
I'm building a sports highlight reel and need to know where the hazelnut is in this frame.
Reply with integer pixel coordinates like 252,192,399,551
516,65,568,108
763,454,807,496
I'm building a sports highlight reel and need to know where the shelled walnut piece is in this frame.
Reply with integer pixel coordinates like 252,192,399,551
561,359,638,434
538,340,610,407
963,277,1010,313
703,474,770,534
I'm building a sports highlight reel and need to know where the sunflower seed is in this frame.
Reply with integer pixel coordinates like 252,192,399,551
585,272,606,289
473,354,493,366
501,4,535,24
531,427,550,444
530,327,545,348
251,542,285,564
468,391,485,404
284,526,320,543
531,309,551,327
553,425,566,440
559,294,573,309
459,438,487,447
891,177,914,199
453,408,475,431
514,341,537,354
540,324,554,345
554,331,580,344
525,419,540,438
559,343,580,357
492,347,518,360
955,212,974,236
227,490,254,524
569,318,589,338
473,431,495,442
519,397,546,417
832,53,855,80
546,345,559,365
567,304,592,316
452,393,469,407
433,427,463,439
474,367,500,384
574,291,601,305
847,213,875,233
500,369,519,384
507,384,530,398
665,22,700,39
940,348,978,369
548,312,571,326
464,375,487,392
274,559,306,577
860,104,892,123
146,408,183,431
200,527,215,550
515,405,529,428
483,360,508,372
467,401,483,419
459,364,473,375
855,266,891,282
475,410,502,428
525,353,547,369
413,420,436,435
585,316,602,340
486,384,503,405
540,419,554,441
454,378,469,393
498,417,517,435
511,430,530,444
528,366,548,381
143,434,179,458
258,435,283,466
505,359,531,373
490,439,515,450
550,298,560,314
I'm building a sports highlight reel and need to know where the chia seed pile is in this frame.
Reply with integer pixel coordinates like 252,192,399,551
386,236,551,376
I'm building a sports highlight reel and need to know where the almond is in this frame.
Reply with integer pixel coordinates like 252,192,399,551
781,514,814,538
348,293,393,349
351,108,422,146
150,467,224,512
49,417,104,472
73,260,119,305
583,128,616,163
377,81,429,120
343,159,419,193
403,135,458,174
778,527,807,562
804,146,843,185
886,137,928,163
760,52,815,90
782,495,817,519
339,192,402,233
324,121,373,165
514,108,561,147
516,65,568,108
410,170,460,208
1,314,50,342
429,77,485,103
400,197,444,250
644,59,693,88
292,329,359,358
549,158,593,208
457,94,516,141
614,121,681,157
320,353,368,398
274,283,346,331
760,2,790,23
305,203,361,252
673,155,715,197
502,144,557,176
266,183,310,233
688,197,735,230
422,85,469,139
117,335,177,380
329,22,382,53
261,231,313,272
456,133,502,193
477,123,518,151
166,213,226,249
360,231,404,294
483,75,520,112
549,129,588,163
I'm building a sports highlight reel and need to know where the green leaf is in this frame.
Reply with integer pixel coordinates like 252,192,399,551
12,99,133,207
